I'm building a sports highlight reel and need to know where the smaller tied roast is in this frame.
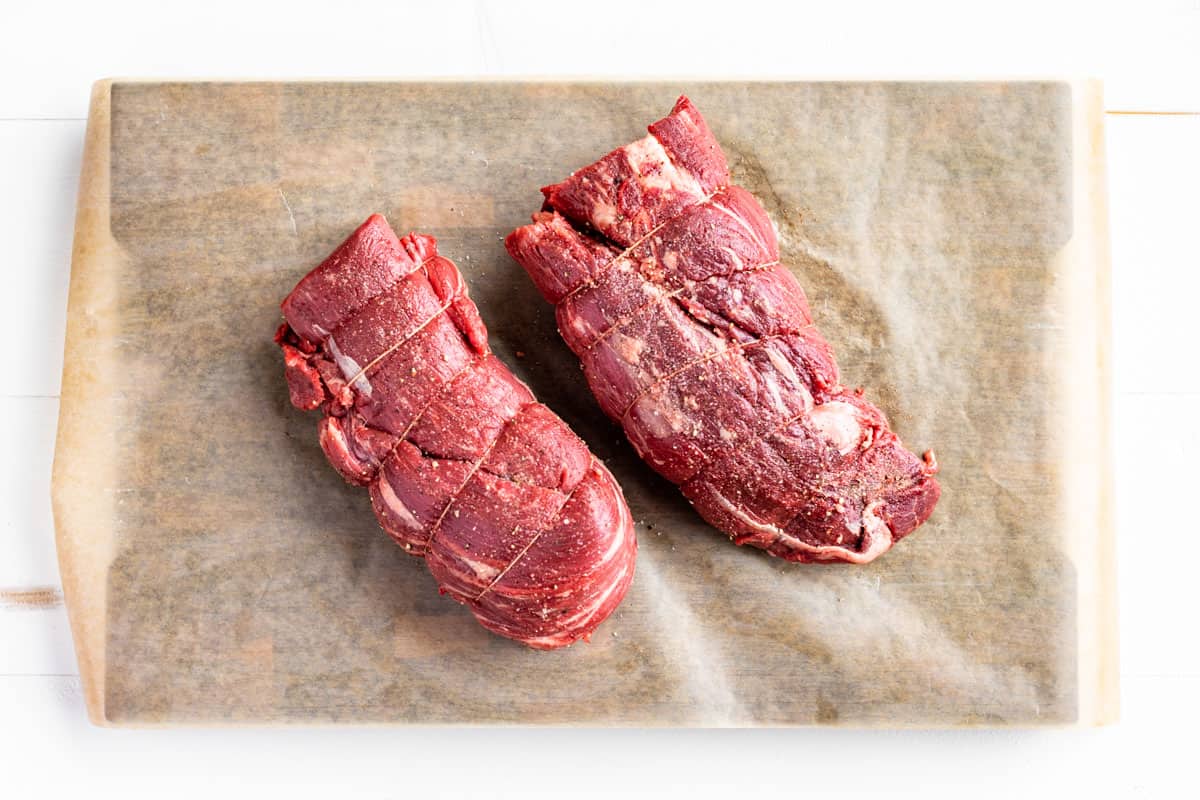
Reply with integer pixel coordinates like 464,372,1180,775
277,216,636,648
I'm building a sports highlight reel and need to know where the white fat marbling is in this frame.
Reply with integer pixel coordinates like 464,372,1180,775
326,334,372,397
761,372,789,415
460,554,501,582
709,490,894,565
558,564,630,628
720,246,745,271
610,330,645,364
856,501,894,562
764,345,807,400
376,476,423,532
810,401,862,455
625,134,705,197
632,396,691,438
592,200,618,230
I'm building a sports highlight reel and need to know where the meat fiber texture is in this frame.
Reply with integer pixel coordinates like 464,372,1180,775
276,216,636,648
506,97,940,564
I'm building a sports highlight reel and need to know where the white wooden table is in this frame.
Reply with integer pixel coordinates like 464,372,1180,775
2,1,1197,796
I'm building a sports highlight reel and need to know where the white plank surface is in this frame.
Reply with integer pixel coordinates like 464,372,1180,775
0,398,61,586
1107,114,1200,394
3,0,1199,120
0,676,1196,797
1,0,1198,797
0,122,79,397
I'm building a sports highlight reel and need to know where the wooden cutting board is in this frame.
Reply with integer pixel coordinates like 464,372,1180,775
53,80,1117,726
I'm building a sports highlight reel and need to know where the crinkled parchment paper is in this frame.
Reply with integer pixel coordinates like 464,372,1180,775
53,81,1116,726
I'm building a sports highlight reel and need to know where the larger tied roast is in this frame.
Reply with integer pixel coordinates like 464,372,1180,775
506,97,940,563
276,216,636,648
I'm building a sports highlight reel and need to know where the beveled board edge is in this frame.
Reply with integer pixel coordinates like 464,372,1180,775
1067,80,1119,725
52,79,119,726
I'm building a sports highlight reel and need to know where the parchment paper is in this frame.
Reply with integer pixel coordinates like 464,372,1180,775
53,80,1116,726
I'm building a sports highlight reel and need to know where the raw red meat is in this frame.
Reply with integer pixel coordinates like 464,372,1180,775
277,216,636,648
506,97,940,564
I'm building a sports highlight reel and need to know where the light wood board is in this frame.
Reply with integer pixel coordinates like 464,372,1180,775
53,80,1116,726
